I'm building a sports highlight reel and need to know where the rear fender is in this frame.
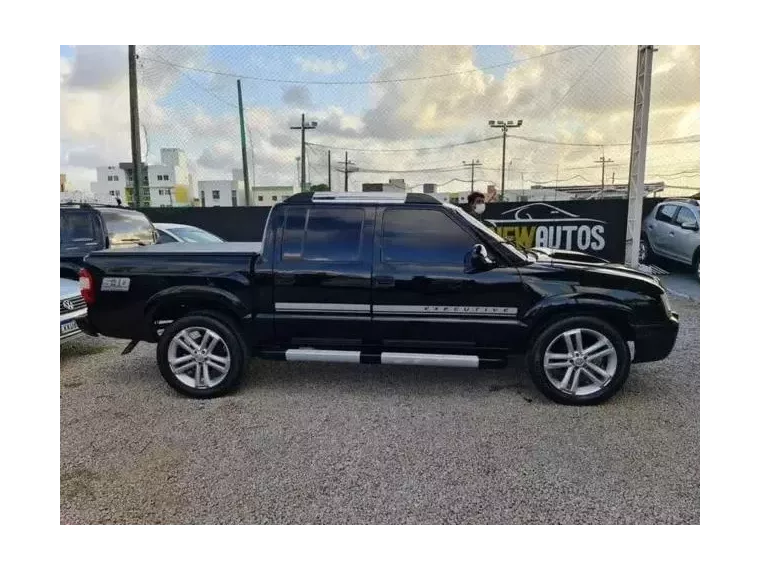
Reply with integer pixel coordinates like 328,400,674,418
145,286,251,332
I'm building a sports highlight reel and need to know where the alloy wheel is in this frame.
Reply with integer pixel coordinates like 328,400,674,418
543,328,618,396
167,326,231,389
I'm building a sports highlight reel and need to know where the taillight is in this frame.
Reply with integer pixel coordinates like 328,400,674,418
79,268,95,305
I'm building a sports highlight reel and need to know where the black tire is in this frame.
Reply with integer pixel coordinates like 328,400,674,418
639,236,652,265
157,314,245,398
692,248,700,280
527,316,632,406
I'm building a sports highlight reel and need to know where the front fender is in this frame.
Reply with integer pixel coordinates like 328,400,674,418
522,293,635,340
145,285,251,323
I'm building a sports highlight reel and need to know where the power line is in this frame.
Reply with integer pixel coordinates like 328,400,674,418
306,136,501,153
138,45,585,86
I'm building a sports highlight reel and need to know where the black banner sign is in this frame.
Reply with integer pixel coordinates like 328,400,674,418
140,198,665,264
483,200,632,263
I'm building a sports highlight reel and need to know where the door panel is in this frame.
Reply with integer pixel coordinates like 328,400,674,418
272,205,374,346
651,204,679,256
671,206,699,263
371,206,528,353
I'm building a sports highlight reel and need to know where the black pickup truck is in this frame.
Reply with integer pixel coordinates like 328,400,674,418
77,192,679,405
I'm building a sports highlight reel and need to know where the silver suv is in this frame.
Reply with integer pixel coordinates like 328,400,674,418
640,199,700,278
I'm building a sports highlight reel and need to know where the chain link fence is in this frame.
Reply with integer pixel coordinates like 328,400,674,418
132,45,698,203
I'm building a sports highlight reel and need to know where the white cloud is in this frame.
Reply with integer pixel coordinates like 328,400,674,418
294,56,347,75
60,45,699,194
352,46,373,61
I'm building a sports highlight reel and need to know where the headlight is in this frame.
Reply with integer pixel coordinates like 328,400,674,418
661,292,673,316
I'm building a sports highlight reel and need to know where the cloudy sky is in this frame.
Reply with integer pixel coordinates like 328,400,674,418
60,45,699,195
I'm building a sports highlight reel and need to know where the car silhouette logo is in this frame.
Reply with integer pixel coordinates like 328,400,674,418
494,203,606,225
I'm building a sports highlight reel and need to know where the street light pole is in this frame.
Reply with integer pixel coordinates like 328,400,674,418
290,114,318,193
489,119,523,201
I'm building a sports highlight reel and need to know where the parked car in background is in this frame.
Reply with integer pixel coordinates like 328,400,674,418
640,199,700,279
61,278,87,342
154,223,225,244
61,203,158,280
77,192,678,406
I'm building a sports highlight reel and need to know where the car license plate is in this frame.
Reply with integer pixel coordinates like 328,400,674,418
61,320,79,335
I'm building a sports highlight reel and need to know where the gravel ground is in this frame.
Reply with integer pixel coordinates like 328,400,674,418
60,297,699,524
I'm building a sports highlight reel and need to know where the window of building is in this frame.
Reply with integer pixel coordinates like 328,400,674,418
272,196,277,202
114,175,119,181
107,176,113,182
212,190,220,200
381,208,474,265
258,195,263,202
281,207,364,262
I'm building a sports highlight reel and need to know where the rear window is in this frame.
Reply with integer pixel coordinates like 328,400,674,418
60,211,100,248
100,208,156,246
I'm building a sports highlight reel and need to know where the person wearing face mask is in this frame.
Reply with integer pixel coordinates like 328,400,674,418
465,192,498,232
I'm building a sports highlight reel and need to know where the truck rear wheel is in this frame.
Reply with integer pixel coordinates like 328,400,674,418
157,314,245,398
527,316,631,405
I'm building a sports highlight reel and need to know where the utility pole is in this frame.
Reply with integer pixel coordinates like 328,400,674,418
344,151,349,192
625,45,656,267
128,46,142,207
463,159,481,193
247,126,256,203
290,114,318,192
237,80,251,206
327,150,332,191
594,155,614,199
488,119,523,201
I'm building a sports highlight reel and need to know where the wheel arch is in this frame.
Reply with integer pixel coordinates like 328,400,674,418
145,286,251,340
523,297,635,347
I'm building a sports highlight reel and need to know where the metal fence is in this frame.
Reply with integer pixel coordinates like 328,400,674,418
60,45,699,201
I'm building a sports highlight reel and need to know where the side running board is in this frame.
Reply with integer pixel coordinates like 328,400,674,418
259,348,506,369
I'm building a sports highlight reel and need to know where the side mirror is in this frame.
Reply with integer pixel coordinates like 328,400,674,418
681,221,698,231
466,244,495,272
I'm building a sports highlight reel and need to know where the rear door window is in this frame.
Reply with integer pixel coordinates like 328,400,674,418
100,208,156,246
674,207,697,227
280,206,364,262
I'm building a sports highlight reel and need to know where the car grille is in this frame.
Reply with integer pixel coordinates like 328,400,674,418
60,296,86,315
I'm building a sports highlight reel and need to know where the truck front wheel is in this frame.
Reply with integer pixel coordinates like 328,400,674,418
527,316,632,405
157,314,245,398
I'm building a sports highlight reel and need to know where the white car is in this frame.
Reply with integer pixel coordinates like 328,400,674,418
154,223,225,244
61,278,87,342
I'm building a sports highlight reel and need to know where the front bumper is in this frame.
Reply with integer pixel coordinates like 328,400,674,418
61,307,87,341
632,311,680,363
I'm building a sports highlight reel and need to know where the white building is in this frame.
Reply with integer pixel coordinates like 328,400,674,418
90,148,196,207
196,169,295,207
198,180,243,207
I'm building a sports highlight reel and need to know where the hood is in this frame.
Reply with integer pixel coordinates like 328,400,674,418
530,247,609,265
60,278,81,300
529,247,663,289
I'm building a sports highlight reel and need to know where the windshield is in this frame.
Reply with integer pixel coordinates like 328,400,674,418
449,205,529,262
171,227,224,243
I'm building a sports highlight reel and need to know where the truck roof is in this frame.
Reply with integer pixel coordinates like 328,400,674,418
282,192,441,205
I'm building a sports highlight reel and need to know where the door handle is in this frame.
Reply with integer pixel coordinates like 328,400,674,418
374,275,395,288
276,274,295,285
